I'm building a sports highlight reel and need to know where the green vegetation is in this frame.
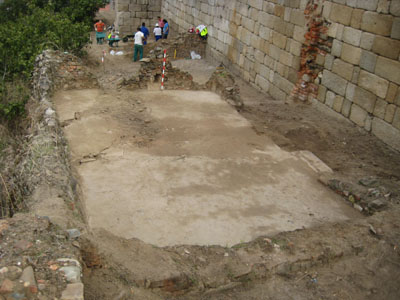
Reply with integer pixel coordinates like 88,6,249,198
0,0,103,120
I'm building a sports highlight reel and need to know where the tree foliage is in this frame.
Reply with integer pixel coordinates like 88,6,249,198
0,0,103,120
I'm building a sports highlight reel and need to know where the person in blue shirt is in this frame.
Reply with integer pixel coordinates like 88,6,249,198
140,22,149,45
162,19,169,39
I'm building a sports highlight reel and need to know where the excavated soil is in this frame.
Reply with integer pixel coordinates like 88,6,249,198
56,33,400,300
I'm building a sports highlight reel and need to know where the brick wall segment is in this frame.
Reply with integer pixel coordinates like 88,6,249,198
385,104,397,123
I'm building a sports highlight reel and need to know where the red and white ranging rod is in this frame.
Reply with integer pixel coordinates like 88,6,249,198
161,49,167,90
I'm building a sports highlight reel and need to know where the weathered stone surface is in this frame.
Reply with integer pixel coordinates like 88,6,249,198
392,18,400,40
61,283,84,300
343,27,362,46
322,70,348,96
375,56,400,85
359,50,377,73
372,118,400,151
390,1,400,16
357,0,378,11
318,85,327,103
360,32,375,50
290,9,306,26
393,107,400,130
342,98,352,117
255,74,269,92
352,85,377,113
350,8,364,29
350,104,368,126
358,70,389,99
332,58,354,81
341,43,362,65
385,104,397,123
272,31,287,49
330,3,353,26
333,95,344,112
361,11,393,36
372,36,400,60
332,39,343,57
386,83,398,103
326,90,335,108
373,98,388,119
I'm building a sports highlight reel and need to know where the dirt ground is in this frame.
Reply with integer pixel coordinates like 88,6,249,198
1,23,400,299
72,30,400,300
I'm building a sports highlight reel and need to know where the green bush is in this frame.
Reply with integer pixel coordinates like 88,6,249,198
0,0,103,121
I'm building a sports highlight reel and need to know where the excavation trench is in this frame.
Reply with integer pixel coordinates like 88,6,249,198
53,78,358,247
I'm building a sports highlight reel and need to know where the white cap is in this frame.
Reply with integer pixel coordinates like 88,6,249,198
155,23,159,27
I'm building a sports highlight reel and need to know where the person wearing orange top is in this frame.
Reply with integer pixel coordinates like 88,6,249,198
94,20,106,44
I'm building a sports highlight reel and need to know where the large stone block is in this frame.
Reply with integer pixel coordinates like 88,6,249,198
255,74,270,92
372,36,400,60
321,70,348,96
342,98,352,117
330,3,353,26
373,98,387,119
272,31,287,49
375,56,400,85
394,107,400,130
242,17,255,33
392,18,400,40
332,58,354,81
356,0,378,11
290,9,306,26
343,27,362,46
371,118,400,151
249,0,263,10
350,104,368,127
331,39,343,57
350,8,363,29
360,32,375,50
333,95,344,112
290,39,302,56
361,11,393,36
390,1,400,16
386,83,398,103
325,90,335,108
341,43,362,65
359,50,377,73
280,51,294,67
293,25,306,43
385,104,397,123
353,86,377,113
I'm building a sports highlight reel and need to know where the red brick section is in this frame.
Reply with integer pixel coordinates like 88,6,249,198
292,1,331,101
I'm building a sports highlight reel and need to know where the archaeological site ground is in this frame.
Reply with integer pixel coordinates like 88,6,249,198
1,1,400,299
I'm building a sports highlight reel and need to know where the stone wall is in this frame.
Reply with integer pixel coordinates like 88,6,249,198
161,0,400,151
115,0,162,34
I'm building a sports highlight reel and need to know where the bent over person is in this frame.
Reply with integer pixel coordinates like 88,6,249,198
133,27,145,62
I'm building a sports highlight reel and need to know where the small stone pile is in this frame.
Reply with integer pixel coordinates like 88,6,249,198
0,215,84,300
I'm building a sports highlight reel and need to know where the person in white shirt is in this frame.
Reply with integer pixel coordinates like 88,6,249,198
153,24,162,41
133,27,146,62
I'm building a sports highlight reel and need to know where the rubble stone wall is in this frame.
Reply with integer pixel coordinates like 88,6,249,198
161,0,400,151
115,0,162,35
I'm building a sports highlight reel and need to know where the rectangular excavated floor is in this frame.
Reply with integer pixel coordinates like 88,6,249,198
54,89,359,246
